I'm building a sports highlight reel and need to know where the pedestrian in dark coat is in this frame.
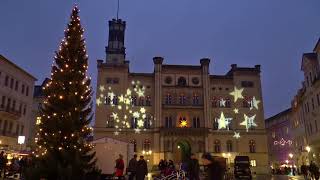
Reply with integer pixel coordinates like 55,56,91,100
136,156,148,180
128,154,138,180
202,153,224,180
188,153,200,180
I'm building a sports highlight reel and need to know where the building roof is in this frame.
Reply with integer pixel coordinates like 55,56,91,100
301,53,318,70
210,75,233,80
0,54,37,80
162,64,201,70
265,108,292,122
33,78,50,97
313,38,320,52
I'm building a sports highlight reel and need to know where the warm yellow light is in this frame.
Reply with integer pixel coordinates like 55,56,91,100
59,96,63,99
36,116,41,125
180,120,188,127
142,150,145,155
289,153,293,158
306,146,311,153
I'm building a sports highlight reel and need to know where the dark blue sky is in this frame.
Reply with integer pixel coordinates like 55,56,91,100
1,0,320,118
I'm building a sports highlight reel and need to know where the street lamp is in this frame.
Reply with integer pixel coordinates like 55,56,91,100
289,153,293,159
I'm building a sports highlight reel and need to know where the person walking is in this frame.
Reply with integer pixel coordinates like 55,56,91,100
188,153,200,180
301,164,308,180
201,153,224,180
136,156,148,180
128,154,138,180
115,154,125,178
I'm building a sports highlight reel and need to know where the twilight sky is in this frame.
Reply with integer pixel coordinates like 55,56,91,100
0,0,320,118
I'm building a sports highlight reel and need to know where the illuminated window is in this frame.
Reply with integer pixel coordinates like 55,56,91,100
214,140,221,153
226,140,233,152
249,140,256,153
250,160,256,167
143,139,151,151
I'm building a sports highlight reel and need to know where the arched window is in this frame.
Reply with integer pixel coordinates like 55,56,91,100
249,140,256,153
139,97,144,106
177,77,187,86
214,140,221,153
243,96,252,108
131,96,137,106
130,139,137,152
146,96,151,106
143,139,151,151
226,140,233,152
165,94,172,104
113,95,118,105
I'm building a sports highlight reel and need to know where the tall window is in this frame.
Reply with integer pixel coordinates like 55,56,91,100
10,78,14,89
130,139,137,152
131,117,138,129
249,140,256,153
144,116,151,129
225,98,231,108
146,96,151,106
143,139,151,151
214,140,221,153
165,116,173,128
139,97,144,106
165,94,172,104
21,84,25,94
193,94,199,105
213,118,219,130
106,115,114,128
179,94,186,105
26,86,29,96
1,96,5,108
212,97,219,108
4,76,9,86
193,117,200,128
112,95,118,105
243,96,251,108
12,100,16,111
15,81,19,91
131,96,137,106
226,140,233,152
105,96,111,105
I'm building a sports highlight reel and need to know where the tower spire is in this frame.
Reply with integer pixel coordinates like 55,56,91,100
117,0,120,20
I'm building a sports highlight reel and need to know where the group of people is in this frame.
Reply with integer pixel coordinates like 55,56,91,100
301,161,320,180
114,154,148,180
0,151,29,178
158,159,175,176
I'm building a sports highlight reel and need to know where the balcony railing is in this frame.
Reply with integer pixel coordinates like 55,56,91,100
0,105,22,119
162,102,203,107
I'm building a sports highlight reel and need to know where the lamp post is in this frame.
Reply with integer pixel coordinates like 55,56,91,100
305,146,311,165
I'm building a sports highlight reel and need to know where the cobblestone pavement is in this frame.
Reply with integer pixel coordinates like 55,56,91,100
253,175,304,180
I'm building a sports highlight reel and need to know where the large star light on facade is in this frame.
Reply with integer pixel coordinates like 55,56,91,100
240,114,257,131
180,120,188,127
137,120,144,127
230,87,244,102
250,96,260,110
233,108,239,114
219,98,226,107
217,112,232,130
134,128,141,134
233,132,241,139
96,98,102,106
99,85,105,92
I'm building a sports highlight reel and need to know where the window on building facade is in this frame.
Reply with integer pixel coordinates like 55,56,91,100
23,105,26,115
243,97,252,108
131,96,137,106
139,97,144,106
317,94,320,106
214,140,221,153
212,97,219,108
144,116,151,129
105,96,111,105
15,81,19,91
1,96,5,108
15,125,19,135
192,117,200,128
179,94,186,105
21,84,25,94
143,139,151,151
213,118,219,130
26,86,29,96
10,78,14,89
8,122,12,133
146,96,151,106
12,100,16,111
6,98,11,110
249,140,256,153
177,77,187,86
165,94,172,105
225,98,231,108
4,76,9,86
193,94,199,105
112,95,118,105
130,139,137,152
131,118,138,129
226,140,233,152
106,78,113,84
241,81,254,88
20,125,24,135
312,98,315,110
250,160,257,167
315,120,318,133
113,78,119,84
165,116,173,128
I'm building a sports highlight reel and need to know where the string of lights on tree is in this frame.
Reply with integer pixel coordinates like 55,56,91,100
96,80,152,135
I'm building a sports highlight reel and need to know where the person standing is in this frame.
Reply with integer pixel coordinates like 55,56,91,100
115,154,125,178
188,153,200,180
201,153,224,180
128,154,138,180
0,151,5,177
301,164,308,180
136,156,148,180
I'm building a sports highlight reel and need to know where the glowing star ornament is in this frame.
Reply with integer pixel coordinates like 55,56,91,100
96,98,102,106
137,120,144,127
112,112,118,119
119,95,125,103
99,85,105,92
233,132,241,139
220,98,226,107
217,112,232,130
140,107,146,114
137,89,144,97
230,87,244,102
250,96,260,110
233,108,239,114
134,128,141,134
133,112,140,118
240,114,257,131
180,120,188,127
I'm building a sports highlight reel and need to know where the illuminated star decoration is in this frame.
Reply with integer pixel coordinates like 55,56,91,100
98,81,151,135
230,87,244,102
217,112,232,130
114,131,119,136
180,120,188,127
233,108,239,114
250,96,260,110
240,114,257,132
134,128,141,134
233,132,241,139
219,98,226,107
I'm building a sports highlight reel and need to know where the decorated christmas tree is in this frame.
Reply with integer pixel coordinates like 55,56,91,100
27,6,99,179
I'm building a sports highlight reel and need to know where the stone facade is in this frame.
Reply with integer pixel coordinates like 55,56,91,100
291,39,320,166
0,55,36,151
265,108,294,168
94,18,268,174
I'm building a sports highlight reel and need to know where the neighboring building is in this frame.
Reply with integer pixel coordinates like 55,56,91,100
0,55,37,151
291,39,320,166
29,79,48,148
265,108,294,169
94,18,269,174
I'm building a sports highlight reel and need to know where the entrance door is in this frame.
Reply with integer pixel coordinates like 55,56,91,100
174,140,191,164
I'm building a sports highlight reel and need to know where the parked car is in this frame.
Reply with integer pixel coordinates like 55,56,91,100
234,156,252,180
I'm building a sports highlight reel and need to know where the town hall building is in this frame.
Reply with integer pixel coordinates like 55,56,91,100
94,18,269,174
